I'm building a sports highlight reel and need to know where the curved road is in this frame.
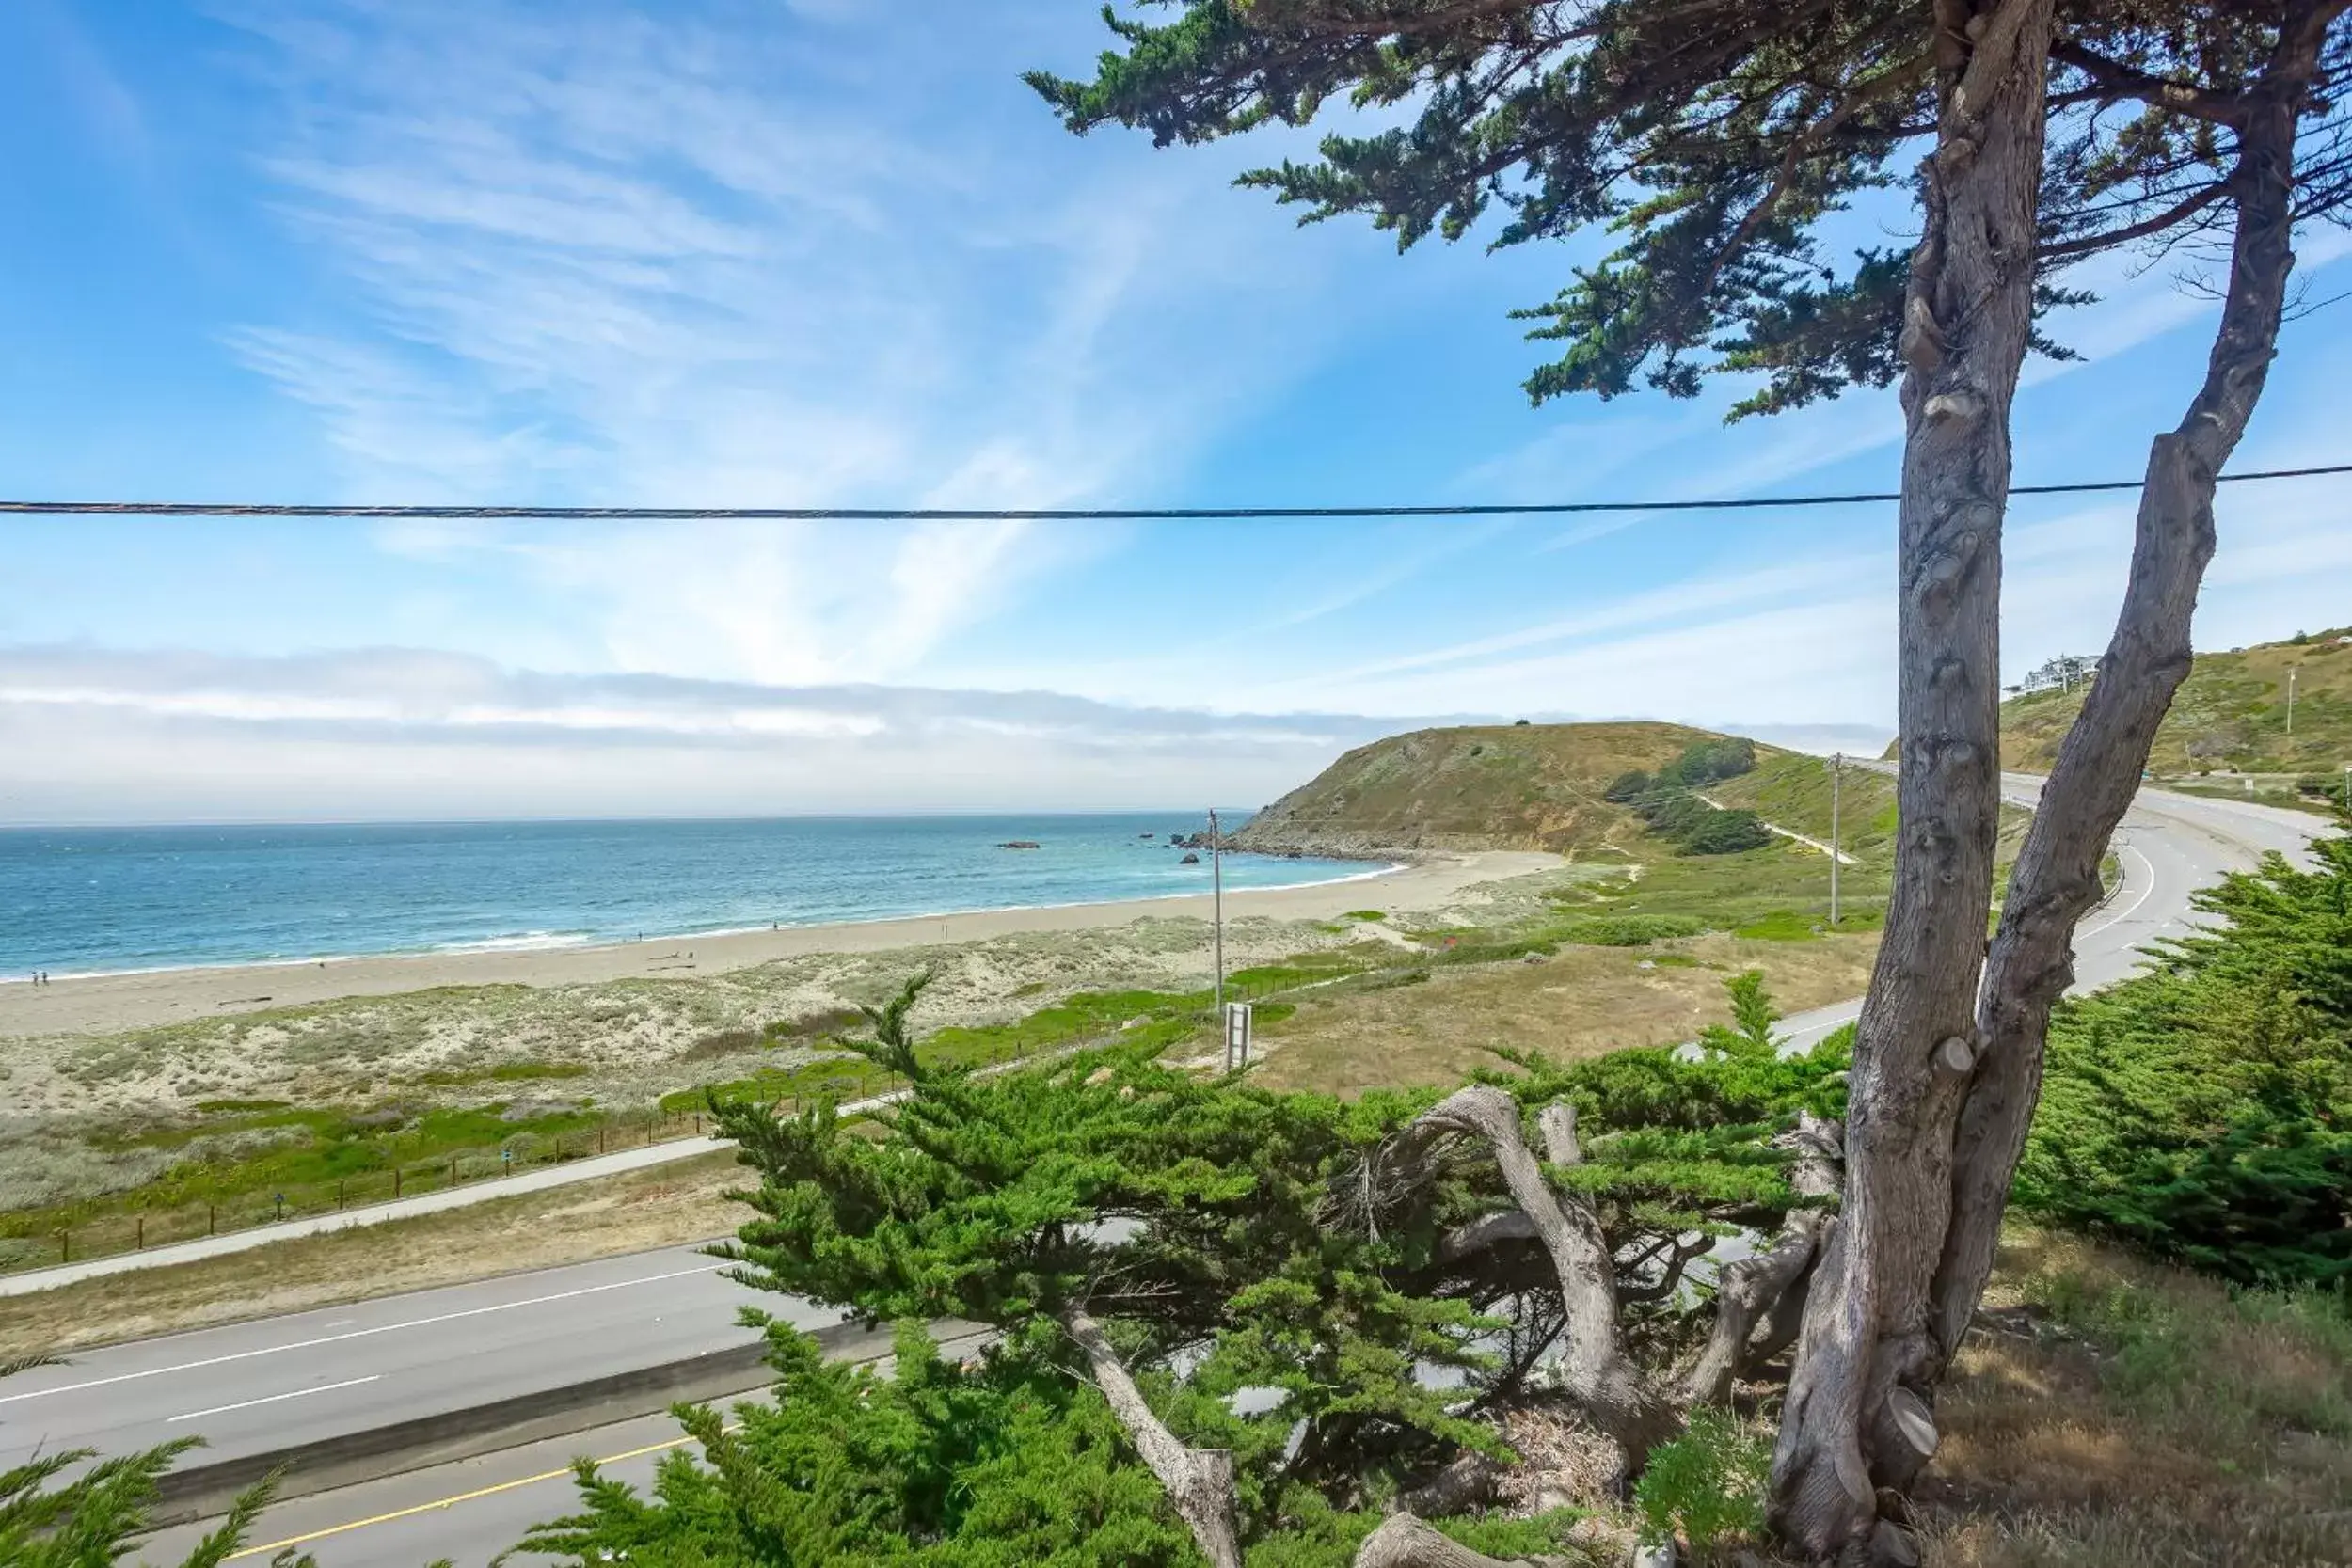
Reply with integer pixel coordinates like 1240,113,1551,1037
24,781,2332,1566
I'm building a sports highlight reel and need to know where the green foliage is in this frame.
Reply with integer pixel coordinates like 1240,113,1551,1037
0,1361,318,1568
511,1323,1197,1568
1551,914,1708,947
1677,811,1773,856
1604,769,1653,803
1341,910,1387,923
1632,1407,1769,1551
2017,834,2352,1288
1027,6,2330,423
1657,739,1756,789
520,972,1849,1561
1695,972,1780,1061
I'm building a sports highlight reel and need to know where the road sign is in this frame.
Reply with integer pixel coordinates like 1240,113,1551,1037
1224,1002,1254,1070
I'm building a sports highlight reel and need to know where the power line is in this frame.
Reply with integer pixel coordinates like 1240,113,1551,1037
0,463,2345,522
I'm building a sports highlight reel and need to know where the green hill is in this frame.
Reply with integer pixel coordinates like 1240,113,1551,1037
2000,627,2352,797
1232,721,1741,855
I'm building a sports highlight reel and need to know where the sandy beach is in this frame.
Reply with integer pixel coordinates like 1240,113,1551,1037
0,850,1559,1039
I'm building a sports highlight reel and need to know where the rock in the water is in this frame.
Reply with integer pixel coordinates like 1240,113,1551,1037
1180,851,1200,864
997,840,1041,850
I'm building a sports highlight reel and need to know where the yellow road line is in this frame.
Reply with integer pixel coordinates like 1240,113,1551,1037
227,1431,705,1560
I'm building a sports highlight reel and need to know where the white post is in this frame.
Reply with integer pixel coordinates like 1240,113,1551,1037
1208,807,1226,1021
2286,666,2296,736
1829,752,1843,927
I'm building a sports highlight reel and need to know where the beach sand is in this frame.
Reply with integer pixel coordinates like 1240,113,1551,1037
0,851,1558,1039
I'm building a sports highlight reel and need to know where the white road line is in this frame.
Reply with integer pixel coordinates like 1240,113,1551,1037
2077,843,2158,942
0,1263,720,1404
167,1375,380,1423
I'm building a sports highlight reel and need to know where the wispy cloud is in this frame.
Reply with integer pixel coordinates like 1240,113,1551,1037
215,1,1343,684
0,645,1457,821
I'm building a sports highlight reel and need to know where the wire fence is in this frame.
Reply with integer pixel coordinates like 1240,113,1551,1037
4,1107,730,1275
3,957,1620,1276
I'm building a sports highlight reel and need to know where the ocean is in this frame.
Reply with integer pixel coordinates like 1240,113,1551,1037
0,814,1382,978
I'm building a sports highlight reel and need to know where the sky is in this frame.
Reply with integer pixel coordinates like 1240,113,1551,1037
0,0,2347,824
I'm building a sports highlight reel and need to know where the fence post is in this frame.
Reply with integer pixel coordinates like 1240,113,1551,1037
338,1179,346,1211
136,1216,144,1250
450,1156,459,1187
393,1166,403,1199
59,1230,68,1264
694,1110,702,1136
208,1202,216,1235
598,1126,607,1154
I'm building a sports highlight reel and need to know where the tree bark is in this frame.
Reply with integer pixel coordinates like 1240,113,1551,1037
1352,1512,1571,1568
1770,0,2056,1553
1926,0,2336,1376
1685,1112,1846,1404
1063,1307,1243,1568
1409,1087,1677,1470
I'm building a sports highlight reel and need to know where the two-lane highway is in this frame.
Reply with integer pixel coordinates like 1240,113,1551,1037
0,1247,829,1481
1772,776,2321,1051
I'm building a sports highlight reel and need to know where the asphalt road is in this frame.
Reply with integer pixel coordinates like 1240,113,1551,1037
57,780,2338,1566
0,1245,826,1481
1772,776,2321,1052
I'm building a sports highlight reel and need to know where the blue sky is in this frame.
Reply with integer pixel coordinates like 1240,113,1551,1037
1,0,2347,823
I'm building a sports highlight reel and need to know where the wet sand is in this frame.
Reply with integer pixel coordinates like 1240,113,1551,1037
1,851,1560,1037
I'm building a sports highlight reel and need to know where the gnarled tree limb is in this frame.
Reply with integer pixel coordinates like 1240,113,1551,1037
1407,1087,1676,1465
1063,1307,1242,1568
1353,1511,1572,1568
1683,1112,1847,1403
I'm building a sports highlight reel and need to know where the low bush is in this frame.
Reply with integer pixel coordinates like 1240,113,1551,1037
2016,832,2352,1288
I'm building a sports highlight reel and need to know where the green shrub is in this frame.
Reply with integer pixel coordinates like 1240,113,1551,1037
1604,768,1654,802
1554,914,1708,946
2017,832,2352,1287
1633,1407,1769,1550
1679,810,1773,855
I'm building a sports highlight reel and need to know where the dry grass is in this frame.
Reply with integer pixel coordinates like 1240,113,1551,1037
1917,1227,2352,1568
1251,932,1879,1094
0,1149,744,1358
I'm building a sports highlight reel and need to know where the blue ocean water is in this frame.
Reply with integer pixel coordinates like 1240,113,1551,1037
0,815,1383,977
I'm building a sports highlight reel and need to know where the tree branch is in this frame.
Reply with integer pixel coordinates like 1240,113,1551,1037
1406,1088,1675,1466
1354,1511,1571,1568
2038,182,2228,261
2050,40,2246,125
1063,1307,1243,1568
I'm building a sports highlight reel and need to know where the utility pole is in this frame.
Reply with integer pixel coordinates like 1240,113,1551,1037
1828,752,1842,926
1207,807,1226,1017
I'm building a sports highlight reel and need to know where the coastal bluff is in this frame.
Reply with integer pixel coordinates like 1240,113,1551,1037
1231,721,1731,858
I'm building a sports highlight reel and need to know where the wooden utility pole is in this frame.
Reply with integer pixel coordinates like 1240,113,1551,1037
1207,808,1226,1015
1829,752,1843,927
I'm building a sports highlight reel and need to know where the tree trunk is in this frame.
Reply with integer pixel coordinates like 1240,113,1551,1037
1409,1086,1678,1473
1925,4,2330,1381
1063,1307,1244,1568
1685,1113,1846,1405
1769,0,2055,1553
1352,1512,1574,1568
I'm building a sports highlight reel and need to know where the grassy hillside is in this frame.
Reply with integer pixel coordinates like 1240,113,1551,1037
2001,626,2352,786
1231,721,1729,855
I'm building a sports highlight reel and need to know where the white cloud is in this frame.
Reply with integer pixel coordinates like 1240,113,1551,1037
0,646,1457,822
216,1,1348,686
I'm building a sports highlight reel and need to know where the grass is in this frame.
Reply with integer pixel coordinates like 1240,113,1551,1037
1233,720,1734,854
0,1148,748,1358
1918,1226,2352,1567
2001,626,2352,776
1248,931,1880,1096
